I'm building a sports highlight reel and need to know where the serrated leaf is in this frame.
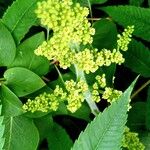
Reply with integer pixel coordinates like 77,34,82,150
3,115,39,150
47,123,73,150
0,21,16,66
102,6,150,41
9,32,49,76
0,85,23,117
0,105,5,150
93,19,117,50
2,0,40,44
71,78,137,150
123,40,150,77
146,86,150,130
4,67,45,97
129,0,144,6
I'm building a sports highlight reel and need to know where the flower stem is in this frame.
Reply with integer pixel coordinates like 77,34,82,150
54,65,65,85
74,65,100,116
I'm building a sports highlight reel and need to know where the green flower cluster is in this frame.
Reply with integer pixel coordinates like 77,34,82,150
75,48,125,74
23,79,88,113
34,0,132,72
35,0,95,69
91,74,122,103
122,127,145,150
117,26,134,51
102,87,122,103
22,92,60,112
65,79,88,112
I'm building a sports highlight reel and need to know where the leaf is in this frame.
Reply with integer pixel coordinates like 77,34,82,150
35,115,73,150
102,6,150,41
71,78,137,150
127,102,146,131
146,86,150,130
129,0,144,6
0,21,16,66
93,19,117,50
9,32,49,76
2,0,41,44
3,115,39,150
139,131,150,150
47,123,73,150
123,40,150,77
4,67,46,97
102,64,116,86
0,85,23,117
0,105,5,150
90,0,107,4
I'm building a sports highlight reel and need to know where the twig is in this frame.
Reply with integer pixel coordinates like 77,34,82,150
131,79,150,99
42,76,50,82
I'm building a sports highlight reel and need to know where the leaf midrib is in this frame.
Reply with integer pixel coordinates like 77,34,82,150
10,0,37,33
95,103,125,150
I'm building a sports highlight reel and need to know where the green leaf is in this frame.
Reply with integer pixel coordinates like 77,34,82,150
71,78,137,150
0,105,5,150
47,123,73,150
146,86,150,130
35,115,73,150
129,0,144,6
0,85,23,117
4,67,45,97
0,21,16,66
90,0,107,4
93,19,117,50
127,102,146,131
2,0,40,44
102,6,150,41
9,32,49,76
102,64,116,86
139,131,150,150
3,115,39,150
123,40,150,77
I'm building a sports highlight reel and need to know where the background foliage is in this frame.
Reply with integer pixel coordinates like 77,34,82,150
0,0,150,149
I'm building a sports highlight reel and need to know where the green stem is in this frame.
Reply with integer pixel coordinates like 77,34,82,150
74,65,100,116
46,27,50,41
87,0,93,24
0,78,5,81
54,65,65,85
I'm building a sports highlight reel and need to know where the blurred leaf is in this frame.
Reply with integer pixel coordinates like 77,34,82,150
4,67,45,97
0,85,23,117
0,21,16,66
90,0,107,4
47,123,73,150
72,78,137,150
146,86,150,130
127,102,146,131
139,131,150,150
129,0,144,6
2,0,41,44
102,6,150,41
35,115,73,150
9,32,49,76
123,40,150,77
3,115,39,150
93,19,117,50
102,64,116,87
